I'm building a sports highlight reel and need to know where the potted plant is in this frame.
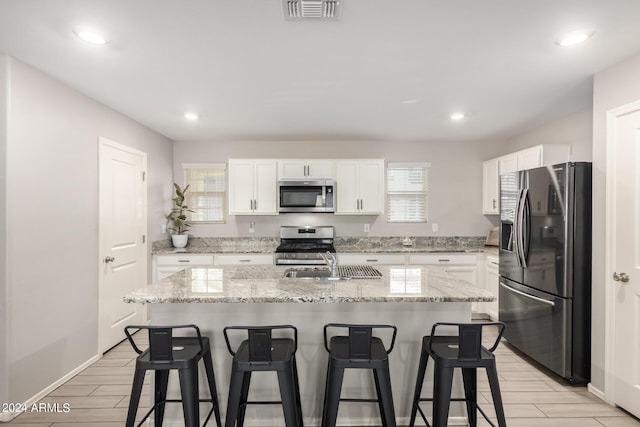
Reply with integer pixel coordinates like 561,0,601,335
166,183,194,248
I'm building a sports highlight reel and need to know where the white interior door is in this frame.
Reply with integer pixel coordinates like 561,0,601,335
99,137,147,353
607,102,640,418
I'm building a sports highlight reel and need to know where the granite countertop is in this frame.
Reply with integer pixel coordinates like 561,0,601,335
124,265,495,304
152,236,497,255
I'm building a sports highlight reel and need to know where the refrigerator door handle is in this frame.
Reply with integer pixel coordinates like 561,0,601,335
521,188,530,268
500,282,555,306
515,188,527,267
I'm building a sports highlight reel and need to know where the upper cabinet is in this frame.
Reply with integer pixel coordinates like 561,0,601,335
278,160,334,180
483,145,570,215
482,158,500,214
228,159,278,215
335,159,385,214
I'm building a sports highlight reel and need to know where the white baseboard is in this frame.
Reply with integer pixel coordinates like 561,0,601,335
0,354,101,422
587,383,607,402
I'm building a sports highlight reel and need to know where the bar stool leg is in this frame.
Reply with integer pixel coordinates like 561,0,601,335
374,365,396,427
125,365,146,427
236,372,252,427
462,368,477,427
292,356,304,427
154,370,170,427
486,363,507,427
202,350,223,427
178,367,200,427
408,346,429,427
277,363,300,427
432,363,454,427
372,369,387,427
321,361,344,427
225,367,245,427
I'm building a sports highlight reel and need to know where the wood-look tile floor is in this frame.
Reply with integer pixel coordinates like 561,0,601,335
4,327,640,426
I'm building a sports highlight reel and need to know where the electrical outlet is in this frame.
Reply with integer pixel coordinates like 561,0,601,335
364,224,370,232
432,223,439,233
249,222,255,233
161,224,167,234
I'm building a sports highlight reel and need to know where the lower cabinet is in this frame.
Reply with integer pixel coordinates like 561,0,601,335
214,254,274,266
153,254,215,281
337,253,407,265
484,254,499,320
409,253,481,315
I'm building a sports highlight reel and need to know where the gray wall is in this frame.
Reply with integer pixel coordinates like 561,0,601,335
172,139,505,238
505,107,593,162
0,54,8,408
591,51,640,392
2,56,173,405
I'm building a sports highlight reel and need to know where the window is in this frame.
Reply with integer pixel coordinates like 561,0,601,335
183,163,226,223
386,163,429,222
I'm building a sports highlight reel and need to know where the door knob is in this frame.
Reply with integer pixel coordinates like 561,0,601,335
104,256,115,263
613,272,630,283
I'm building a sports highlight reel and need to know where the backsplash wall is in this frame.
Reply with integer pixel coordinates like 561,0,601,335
171,139,504,238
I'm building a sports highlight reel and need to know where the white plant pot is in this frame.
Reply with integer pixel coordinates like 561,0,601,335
171,234,189,248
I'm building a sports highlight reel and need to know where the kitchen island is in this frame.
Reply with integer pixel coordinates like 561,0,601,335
125,265,494,426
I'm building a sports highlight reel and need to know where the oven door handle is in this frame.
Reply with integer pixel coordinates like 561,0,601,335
500,282,555,306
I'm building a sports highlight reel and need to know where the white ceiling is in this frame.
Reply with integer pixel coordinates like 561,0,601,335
2,0,640,142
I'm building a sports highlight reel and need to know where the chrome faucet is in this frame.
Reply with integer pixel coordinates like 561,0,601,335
318,251,338,278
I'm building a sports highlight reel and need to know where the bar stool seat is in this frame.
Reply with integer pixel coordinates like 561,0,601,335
223,325,303,427
321,323,398,427
124,324,223,427
408,322,507,427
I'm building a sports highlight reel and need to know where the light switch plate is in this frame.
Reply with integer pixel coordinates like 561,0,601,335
364,224,370,232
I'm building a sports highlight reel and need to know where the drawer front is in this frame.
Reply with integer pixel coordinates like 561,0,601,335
214,254,274,265
155,255,214,266
409,253,476,265
337,254,406,265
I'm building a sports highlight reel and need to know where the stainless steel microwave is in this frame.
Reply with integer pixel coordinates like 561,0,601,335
278,180,335,213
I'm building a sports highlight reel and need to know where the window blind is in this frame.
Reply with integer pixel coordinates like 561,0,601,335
183,164,226,223
386,163,429,222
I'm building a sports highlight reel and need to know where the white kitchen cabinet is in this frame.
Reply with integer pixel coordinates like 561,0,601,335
337,253,406,265
228,159,278,215
484,254,499,320
335,159,385,214
153,254,215,281
482,158,499,214
409,253,480,313
214,254,274,265
278,160,334,180
498,155,518,175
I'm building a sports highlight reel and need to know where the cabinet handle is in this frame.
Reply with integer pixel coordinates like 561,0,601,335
438,259,451,262
493,199,497,209
178,260,191,263
366,259,378,262
239,259,251,263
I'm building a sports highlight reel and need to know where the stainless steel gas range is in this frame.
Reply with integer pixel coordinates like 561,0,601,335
274,226,336,265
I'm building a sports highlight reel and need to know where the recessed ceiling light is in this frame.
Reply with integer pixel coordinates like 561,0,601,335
400,99,418,104
73,29,108,45
450,112,465,121
557,30,593,47
184,112,199,121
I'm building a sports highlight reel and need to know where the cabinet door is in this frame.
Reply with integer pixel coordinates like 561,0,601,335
278,161,307,179
485,255,499,320
253,160,277,214
214,254,274,265
483,158,499,214
336,161,360,213
358,160,385,214
499,155,518,175
338,253,406,265
229,160,256,214
517,146,542,171
306,161,334,179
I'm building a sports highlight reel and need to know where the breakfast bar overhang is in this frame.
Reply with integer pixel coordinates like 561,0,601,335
125,265,494,426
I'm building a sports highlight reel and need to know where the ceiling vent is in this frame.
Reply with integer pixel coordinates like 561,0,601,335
284,0,341,20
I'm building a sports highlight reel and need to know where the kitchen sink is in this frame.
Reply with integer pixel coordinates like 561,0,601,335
283,268,349,281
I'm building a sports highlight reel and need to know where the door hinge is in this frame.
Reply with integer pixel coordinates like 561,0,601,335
142,171,146,182
142,234,146,244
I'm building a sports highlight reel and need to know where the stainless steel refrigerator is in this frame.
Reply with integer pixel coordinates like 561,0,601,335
499,162,591,383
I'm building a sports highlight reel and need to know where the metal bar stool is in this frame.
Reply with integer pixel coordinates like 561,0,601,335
408,322,507,427
321,323,398,427
124,324,223,427
223,325,303,427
